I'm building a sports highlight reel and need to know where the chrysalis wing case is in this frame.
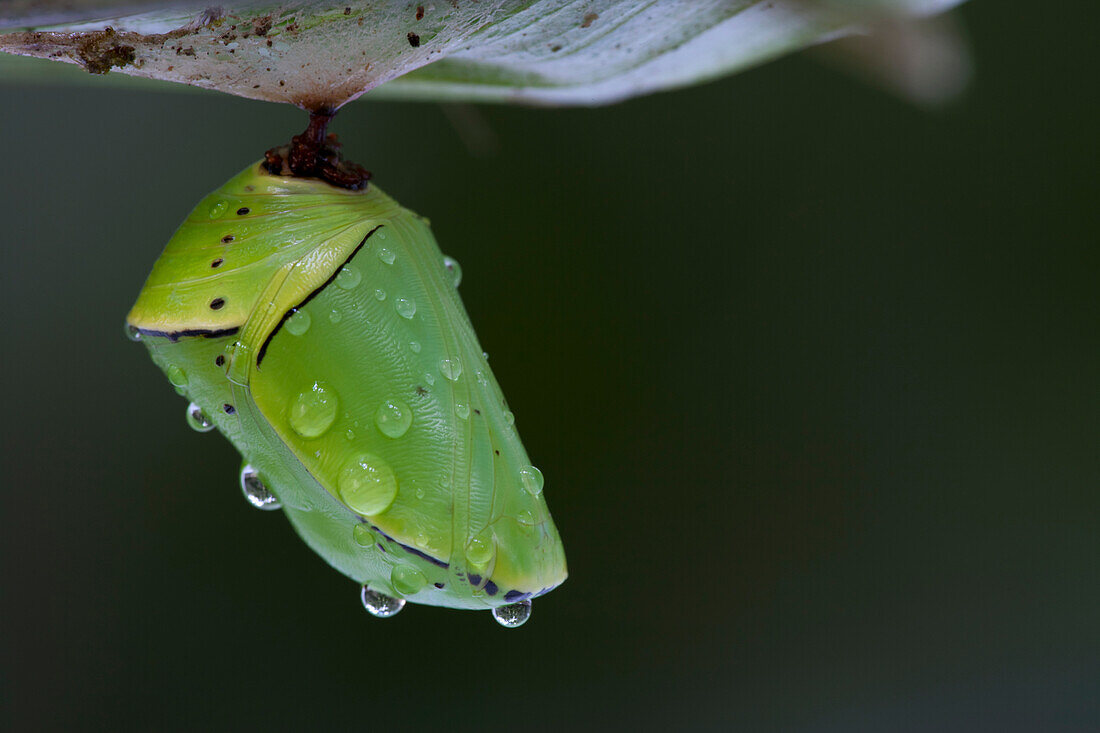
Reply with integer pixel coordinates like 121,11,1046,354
126,160,566,623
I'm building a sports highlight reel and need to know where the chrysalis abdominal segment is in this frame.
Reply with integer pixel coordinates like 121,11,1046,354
127,160,566,614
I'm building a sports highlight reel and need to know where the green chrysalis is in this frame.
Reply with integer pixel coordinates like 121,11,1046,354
126,158,566,626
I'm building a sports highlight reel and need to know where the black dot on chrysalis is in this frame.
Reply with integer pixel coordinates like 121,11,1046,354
221,235,234,243
211,258,224,268
210,298,226,310
236,207,250,216
223,404,236,415
215,355,225,367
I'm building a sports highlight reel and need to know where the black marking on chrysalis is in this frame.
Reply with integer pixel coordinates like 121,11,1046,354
255,225,383,367
136,326,240,342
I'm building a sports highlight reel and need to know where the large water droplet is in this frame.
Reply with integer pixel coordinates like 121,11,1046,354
289,381,338,438
378,247,396,265
339,454,398,516
374,398,412,439
186,402,215,432
124,323,142,342
335,264,361,289
285,309,311,336
465,529,495,568
442,256,463,287
208,200,229,218
361,586,404,618
492,600,532,628
519,465,544,496
438,357,463,381
240,464,281,510
352,523,374,547
394,297,416,319
391,565,428,596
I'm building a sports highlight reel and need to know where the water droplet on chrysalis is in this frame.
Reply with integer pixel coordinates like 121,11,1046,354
289,381,338,438
374,288,386,301
165,364,188,390
339,454,398,516
391,565,428,596
335,264,361,289
519,465,544,496
208,200,229,218
466,529,495,568
374,398,412,439
443,256,462,287
352,523,374,547
394,297,416,319
361,586,404,618
186,402,215,432
285,309,311,336
438,357,463,381
492,600,532,628
503,410,515,426
378,247,396,265
240,464,281,510
409,341,421,354
124,323,142,342
328,309,343,323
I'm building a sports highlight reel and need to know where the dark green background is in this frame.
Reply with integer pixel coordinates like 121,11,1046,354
1,3,1096,731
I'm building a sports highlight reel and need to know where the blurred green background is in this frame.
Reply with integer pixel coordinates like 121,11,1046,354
1,3,1097,731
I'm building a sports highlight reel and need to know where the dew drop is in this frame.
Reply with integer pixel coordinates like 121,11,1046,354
394,297,416,319
328,309,343,323
455,403,470,420
465,529,495,568
376,230,387,240
414,532,430,548
124,323,142,342
185,402,215,432
442,256,462,287
374,398,412,439
423,372,435,386
476,370,488,386
517,509,535,526
374,288,387,301
289,381,339,438
285,309,311,336
438,357,463,381
339,454,398,516
492,600,532,628
391,565,428,596
519,465,544,496
503,410,515,426
208,200,229,218
240,464,281,510
335,264,361,289
361,586,404,618
165,364,188,389
345,428,356,441
352,523,374,547
409,341,421,354
378,247,396,265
